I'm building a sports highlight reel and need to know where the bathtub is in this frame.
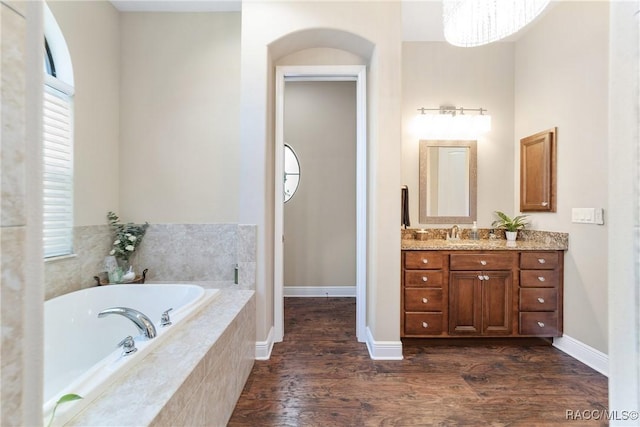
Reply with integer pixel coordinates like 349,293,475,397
43,284,219,426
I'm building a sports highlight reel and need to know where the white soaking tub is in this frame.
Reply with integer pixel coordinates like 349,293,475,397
43,284,219,426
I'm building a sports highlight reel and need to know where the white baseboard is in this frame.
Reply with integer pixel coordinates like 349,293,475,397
365,327,403,360
284,286,356,297
553,335,609,376
255,326,274,360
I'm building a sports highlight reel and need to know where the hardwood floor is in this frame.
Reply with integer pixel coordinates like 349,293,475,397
228,298,608,426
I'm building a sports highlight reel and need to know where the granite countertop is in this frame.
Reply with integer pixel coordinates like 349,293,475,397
402,238,568,251
401,228,568,251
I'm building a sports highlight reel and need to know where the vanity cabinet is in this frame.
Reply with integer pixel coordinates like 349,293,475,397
401,249,564,339
402,252,448,336
520,128,557,212
519,252,563,336
448,253,516,336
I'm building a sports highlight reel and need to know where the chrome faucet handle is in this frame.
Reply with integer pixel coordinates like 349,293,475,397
160,308,173,327
118,335,137,356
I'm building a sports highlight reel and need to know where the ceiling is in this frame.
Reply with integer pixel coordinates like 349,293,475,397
110,0,446,42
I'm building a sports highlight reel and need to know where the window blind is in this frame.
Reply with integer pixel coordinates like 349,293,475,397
43,80,74,258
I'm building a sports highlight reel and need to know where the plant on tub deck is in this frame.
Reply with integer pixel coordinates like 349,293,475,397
107,211,149,264
491,211,529,232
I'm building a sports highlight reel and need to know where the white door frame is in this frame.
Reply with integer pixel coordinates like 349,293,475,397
274,65,367,343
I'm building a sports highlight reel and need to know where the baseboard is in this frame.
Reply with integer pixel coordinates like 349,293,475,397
255,326,274,360
365,327,403,360
284,286,356,297
553,335,609,376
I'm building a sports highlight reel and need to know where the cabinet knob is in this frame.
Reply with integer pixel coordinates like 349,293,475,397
537,321,545,328
537,276,546,282
480,260,487,266
537,297,545,303
422,297,429,303
422,276,428,282
422,322,429,328
477,275,484,281
541,202,549,207
422,259,429,264
537,258,546,264
483,275,490,281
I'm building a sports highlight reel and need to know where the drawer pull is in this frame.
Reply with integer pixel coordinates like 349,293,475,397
480,260,487,266
538,276,546,282
422,276,428,282
537,321,545,328
537,258,546,264
422,298,429,304
422,259,429,264
537,297,545,303
422,322,429,328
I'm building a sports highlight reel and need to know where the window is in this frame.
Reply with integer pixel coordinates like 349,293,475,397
43,39,74,258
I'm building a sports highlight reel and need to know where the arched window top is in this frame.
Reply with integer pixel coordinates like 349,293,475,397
44,3,73,86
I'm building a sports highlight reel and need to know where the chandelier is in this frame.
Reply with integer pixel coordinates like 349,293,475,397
442,0,550,47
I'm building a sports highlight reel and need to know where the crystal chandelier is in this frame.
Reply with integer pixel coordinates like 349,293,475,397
443,0,550,47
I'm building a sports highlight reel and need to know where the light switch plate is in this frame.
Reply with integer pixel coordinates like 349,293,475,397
572,208,605,225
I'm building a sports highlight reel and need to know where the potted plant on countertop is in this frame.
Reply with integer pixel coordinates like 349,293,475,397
491,211,529,241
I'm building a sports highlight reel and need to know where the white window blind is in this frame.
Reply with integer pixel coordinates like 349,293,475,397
43,77,74,258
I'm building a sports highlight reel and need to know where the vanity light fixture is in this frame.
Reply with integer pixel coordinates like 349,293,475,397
414,105,491,139
442,0,550,47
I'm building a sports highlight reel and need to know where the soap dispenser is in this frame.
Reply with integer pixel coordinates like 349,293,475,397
470,221,479,240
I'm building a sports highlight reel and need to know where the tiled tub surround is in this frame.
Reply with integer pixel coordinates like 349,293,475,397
45,223,257,300
67,289,255,426
401,228,569,250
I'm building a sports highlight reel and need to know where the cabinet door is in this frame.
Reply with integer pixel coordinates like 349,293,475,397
520,128,556,212
481,270,512,335
449,272,482,335
449,271,512,336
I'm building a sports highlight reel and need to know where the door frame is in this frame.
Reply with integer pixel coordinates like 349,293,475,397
274,65,367,343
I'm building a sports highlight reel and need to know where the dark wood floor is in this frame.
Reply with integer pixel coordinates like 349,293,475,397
228,298,608,426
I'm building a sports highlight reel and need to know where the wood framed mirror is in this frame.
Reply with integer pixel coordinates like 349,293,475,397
419,140,477,224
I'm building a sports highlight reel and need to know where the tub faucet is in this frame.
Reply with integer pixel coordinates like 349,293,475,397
98,307,157,339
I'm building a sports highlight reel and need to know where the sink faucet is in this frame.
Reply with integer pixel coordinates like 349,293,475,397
98,307,157,339
448,225,460,240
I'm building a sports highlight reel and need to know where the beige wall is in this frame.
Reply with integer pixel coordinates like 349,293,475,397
283,81,357,288
402,42,515,229
119,12,241,224
514,2,609,353
240,1,402,342
47,0,120,227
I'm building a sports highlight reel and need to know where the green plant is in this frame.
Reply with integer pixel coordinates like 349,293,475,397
107,211,149,263
47,394,82,427
491,211,529,232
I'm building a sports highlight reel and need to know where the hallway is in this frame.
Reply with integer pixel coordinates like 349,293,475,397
229,297,608,426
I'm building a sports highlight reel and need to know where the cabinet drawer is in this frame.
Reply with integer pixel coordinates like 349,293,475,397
404,271,444,287
450,253,516,270
404,252,446,270
404,289,444,311
519,312,559,336
520,270,559,287
520,288,558,311
520,252,559,269
404,313,444,335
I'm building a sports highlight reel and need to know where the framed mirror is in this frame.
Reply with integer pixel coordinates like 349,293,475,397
419,140,477,224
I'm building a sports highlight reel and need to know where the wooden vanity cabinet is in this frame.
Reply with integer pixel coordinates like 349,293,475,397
519,252,564,336
449,253,517,336
401,251,448,337
401,249,564,339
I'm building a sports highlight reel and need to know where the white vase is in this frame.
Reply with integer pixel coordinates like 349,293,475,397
506,231,518,241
